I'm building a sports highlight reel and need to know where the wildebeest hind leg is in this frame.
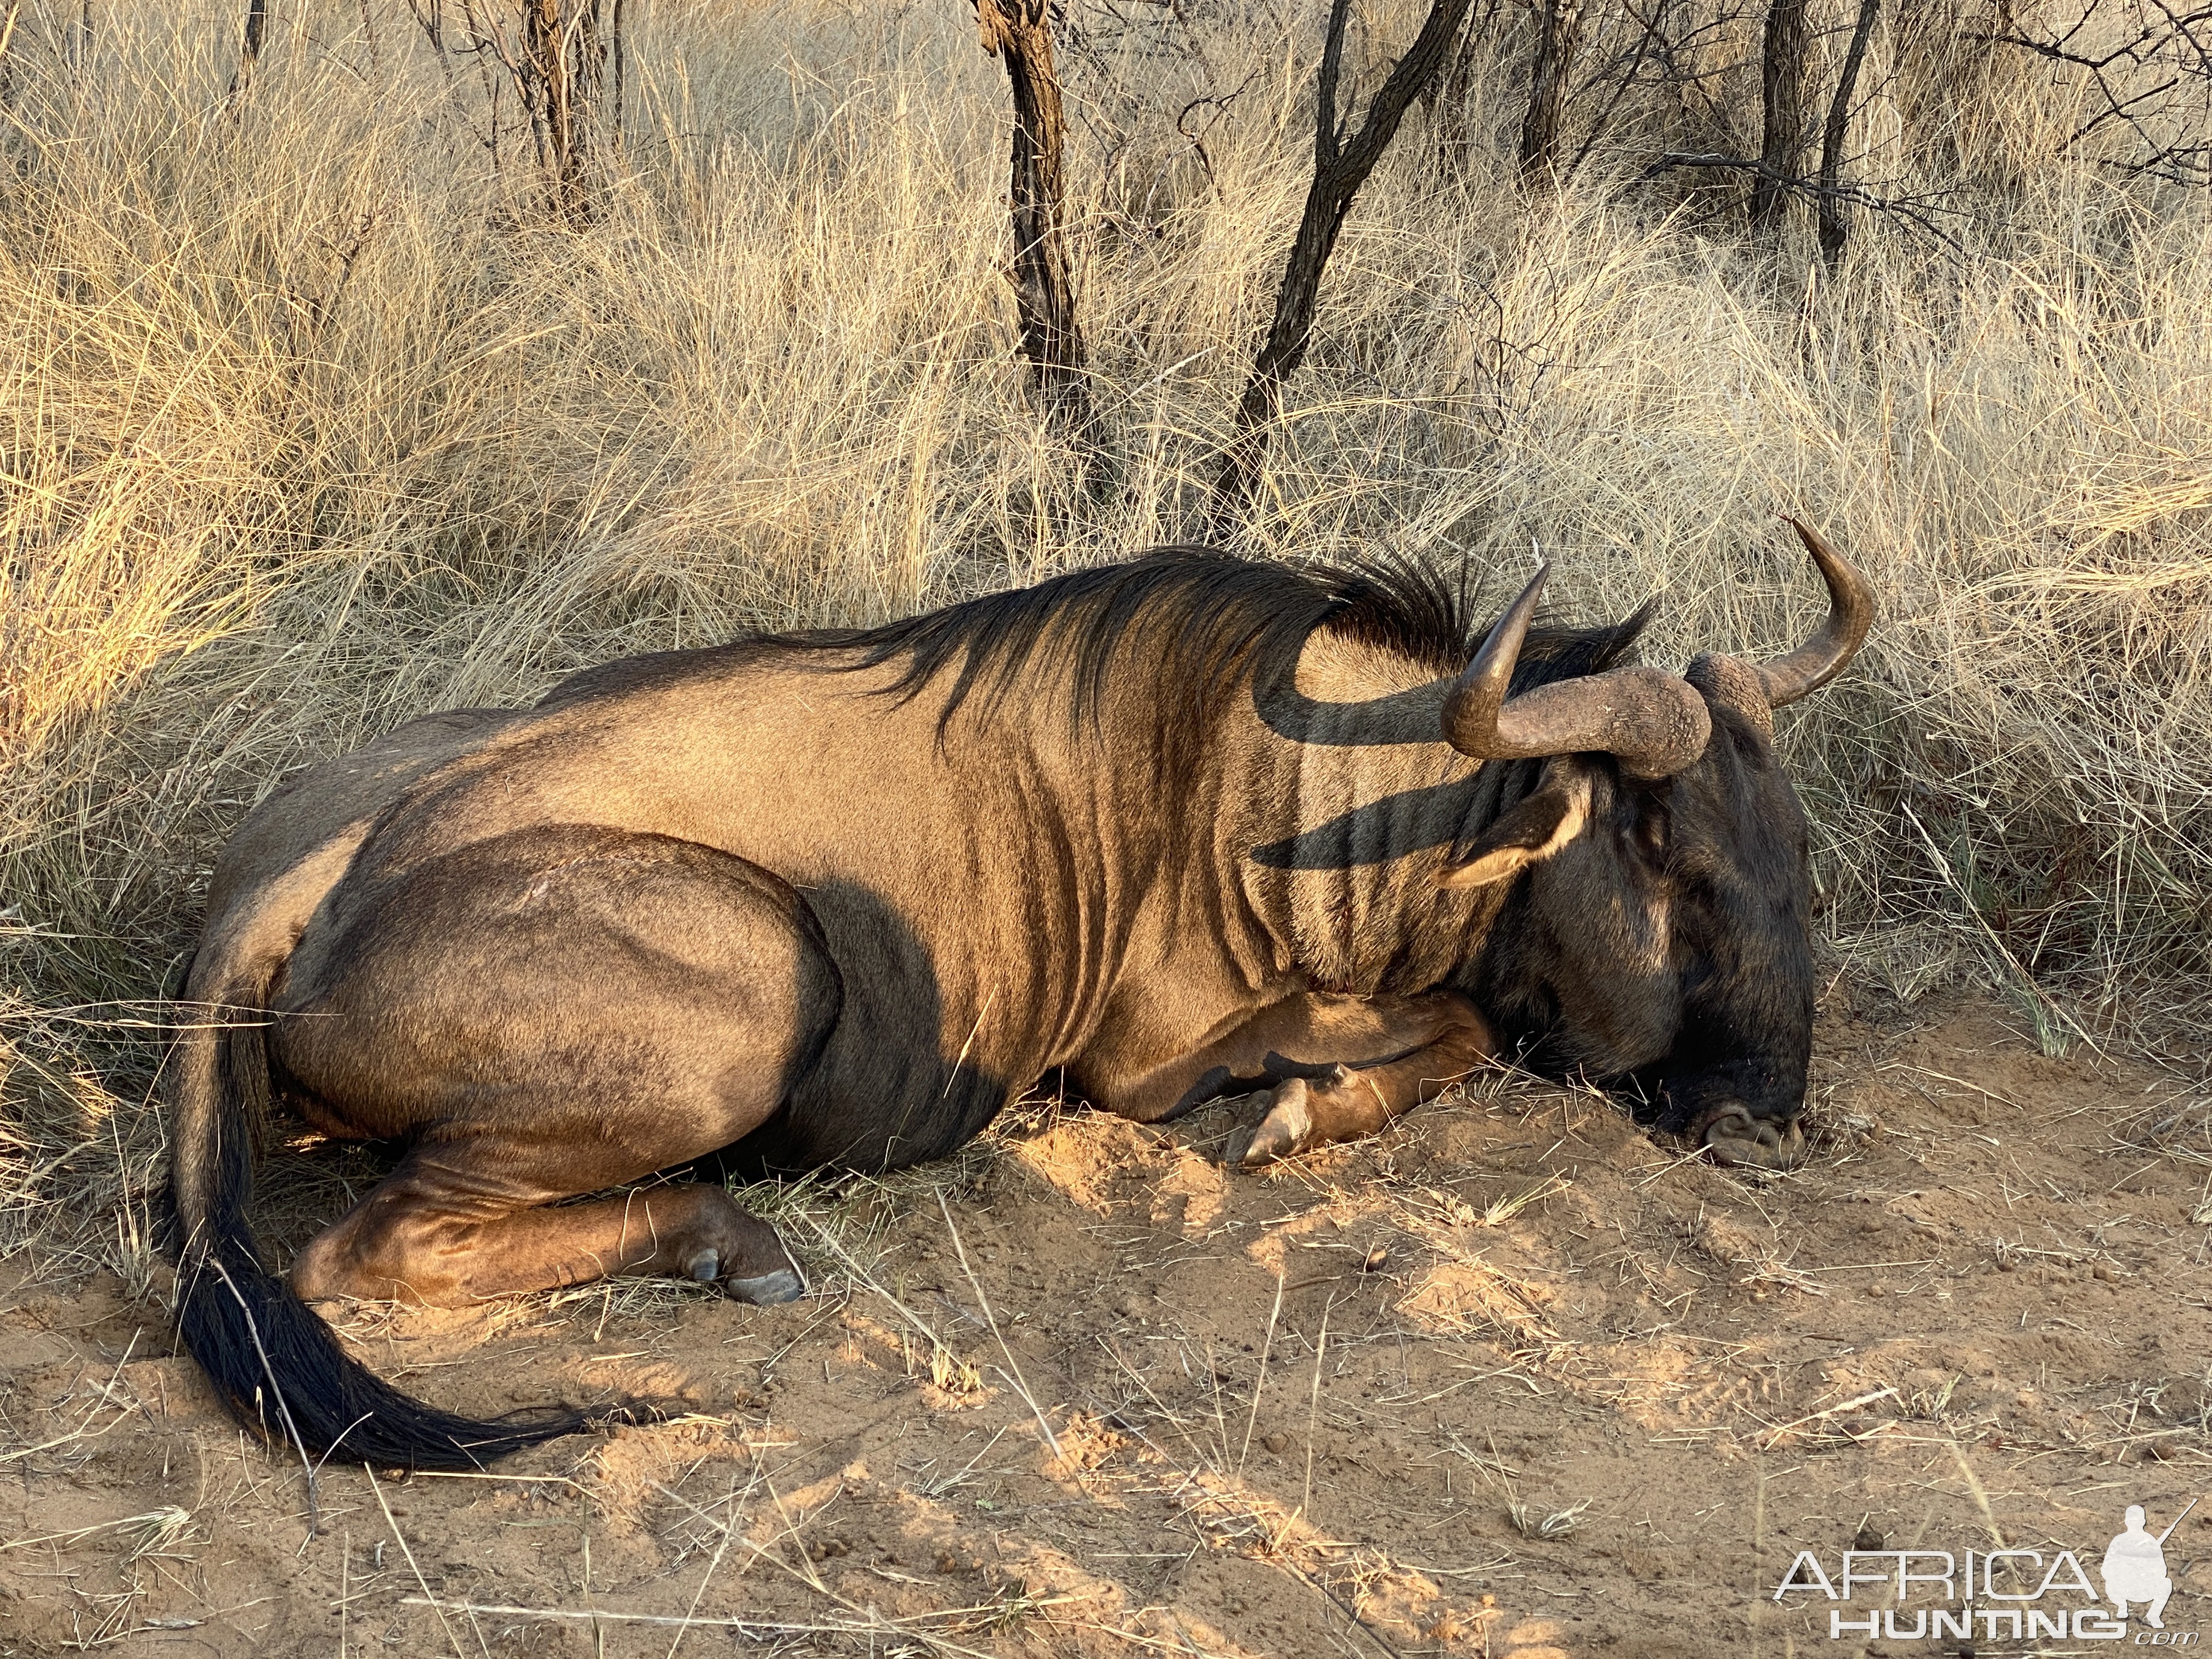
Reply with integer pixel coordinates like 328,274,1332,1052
290,1142,805,1307
275,825,839,1309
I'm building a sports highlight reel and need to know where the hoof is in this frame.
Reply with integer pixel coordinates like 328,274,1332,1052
1699,1107,1807,1171
1225,1077,1314,1169
724,1266,806,1306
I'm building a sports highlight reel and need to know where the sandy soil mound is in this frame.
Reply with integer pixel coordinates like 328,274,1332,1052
3,986,2208,1657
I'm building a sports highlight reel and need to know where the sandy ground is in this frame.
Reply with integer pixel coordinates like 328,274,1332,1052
3,984,2210,1658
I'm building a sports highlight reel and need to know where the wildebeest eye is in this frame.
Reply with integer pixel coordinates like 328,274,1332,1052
1626,788,1670,862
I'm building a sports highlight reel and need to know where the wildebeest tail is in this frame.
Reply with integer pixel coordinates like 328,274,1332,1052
168,959,620,1471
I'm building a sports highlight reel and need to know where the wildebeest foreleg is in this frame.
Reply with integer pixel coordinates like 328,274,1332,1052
1091,991,1493,1166
1222,996,1496,1167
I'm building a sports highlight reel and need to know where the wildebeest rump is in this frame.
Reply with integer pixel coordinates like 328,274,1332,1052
165,525,1872,1469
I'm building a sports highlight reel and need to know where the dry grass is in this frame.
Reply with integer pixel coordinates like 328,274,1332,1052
2,0,2209,1297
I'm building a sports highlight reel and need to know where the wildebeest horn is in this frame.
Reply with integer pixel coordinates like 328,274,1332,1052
1755,518,1875,708
1441,564,1713,781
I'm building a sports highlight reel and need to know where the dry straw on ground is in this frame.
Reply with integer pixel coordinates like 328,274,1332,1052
1,0,2208,1294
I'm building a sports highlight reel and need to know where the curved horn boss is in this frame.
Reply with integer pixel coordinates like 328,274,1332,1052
1441,516,1874,770
1440,565,1712,779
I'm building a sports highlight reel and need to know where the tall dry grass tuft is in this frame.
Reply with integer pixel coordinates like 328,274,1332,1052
3,0,2209,1278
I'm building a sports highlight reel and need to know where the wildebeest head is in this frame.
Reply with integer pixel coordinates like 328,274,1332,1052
1441,521,1873,1167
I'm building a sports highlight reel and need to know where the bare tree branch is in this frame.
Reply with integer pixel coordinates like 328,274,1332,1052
1816,0,1880,265
1646,148,1962,251
1976,0,2212,185
974,0,1089,426
1212,0,1475,528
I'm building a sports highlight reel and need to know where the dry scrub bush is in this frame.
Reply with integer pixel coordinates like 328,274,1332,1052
2,0,2209,1279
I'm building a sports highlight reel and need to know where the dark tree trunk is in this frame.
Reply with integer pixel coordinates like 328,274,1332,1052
974,0,1087,425
1816,0,1880,267
1517,0,1587,186
225,0,269,105
521,0,606,222
1752,0,1808,228
1212,0,1475,527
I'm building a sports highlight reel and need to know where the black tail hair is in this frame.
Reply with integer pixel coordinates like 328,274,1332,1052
168,967,637,1470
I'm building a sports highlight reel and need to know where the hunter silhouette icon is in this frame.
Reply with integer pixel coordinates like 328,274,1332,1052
2102,1498,2197,1627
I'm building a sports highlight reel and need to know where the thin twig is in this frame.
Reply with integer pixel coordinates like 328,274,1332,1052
206,1259,320,1537
1302,1293,1334,1521
1643,152,1963,252
1234,1271,1284,1476
661,1466,761,1659
368,1468,473,1659
645,1479,1019,1659
935,1188,1063,1458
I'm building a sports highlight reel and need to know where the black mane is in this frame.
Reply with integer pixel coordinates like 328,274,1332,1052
777,546,1652,741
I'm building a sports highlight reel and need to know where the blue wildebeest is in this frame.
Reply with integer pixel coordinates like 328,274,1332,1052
166,522,1871,1467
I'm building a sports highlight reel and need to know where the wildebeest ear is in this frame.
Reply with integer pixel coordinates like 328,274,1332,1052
1437,772,1592,890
